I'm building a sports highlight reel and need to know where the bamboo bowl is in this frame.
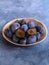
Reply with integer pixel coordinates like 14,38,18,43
2,18,47,46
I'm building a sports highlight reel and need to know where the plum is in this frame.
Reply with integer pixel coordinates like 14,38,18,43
10,22,20,33
28,21,37,28
27,35,36,44
21,24,28,32
5,28,12,38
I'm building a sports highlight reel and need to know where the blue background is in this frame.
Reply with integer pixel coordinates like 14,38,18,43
0,0,49,65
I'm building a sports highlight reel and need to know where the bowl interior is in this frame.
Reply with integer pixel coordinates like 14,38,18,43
2,18,47,46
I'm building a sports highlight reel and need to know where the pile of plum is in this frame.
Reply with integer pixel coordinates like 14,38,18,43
5,19,44,44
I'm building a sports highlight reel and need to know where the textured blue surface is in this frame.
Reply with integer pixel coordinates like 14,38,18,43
0,0,49,65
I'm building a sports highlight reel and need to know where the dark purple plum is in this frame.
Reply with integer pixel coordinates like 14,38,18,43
12,34,19,43
22,20,28,25
36,25,44,34
28,21,37,28
20,19,28,25
21,24,28,32
15,20,21,24
10,22,20,33
36,32,41,40
5,28,12,38
19,38,27,44
27,35,36,44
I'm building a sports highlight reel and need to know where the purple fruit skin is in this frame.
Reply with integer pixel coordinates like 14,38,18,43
36,32,41,40
28,21,37,28
20,38,26,44
27,35,36,44
15,20,21,24
13,35,19,42
5,28,12,38
10,22,20,33
21,20,28,25
36,26,44,34
21,24,28,32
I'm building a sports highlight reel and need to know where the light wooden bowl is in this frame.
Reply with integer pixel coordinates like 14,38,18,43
2,18,47,46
